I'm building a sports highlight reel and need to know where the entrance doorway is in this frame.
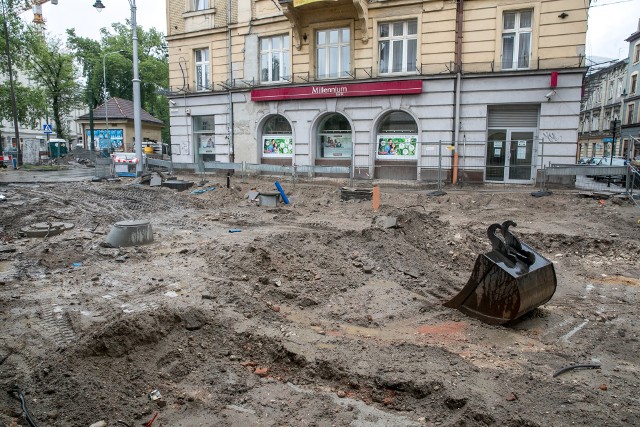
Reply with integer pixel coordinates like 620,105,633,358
486,130,534,182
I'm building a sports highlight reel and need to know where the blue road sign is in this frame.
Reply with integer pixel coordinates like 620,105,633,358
43,124,53,134
602,137,613,143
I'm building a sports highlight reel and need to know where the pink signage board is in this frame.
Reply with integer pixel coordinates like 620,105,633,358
251,80,423,102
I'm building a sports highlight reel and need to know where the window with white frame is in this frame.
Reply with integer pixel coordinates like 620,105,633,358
378,20,417,74
195,49,210,91
316,28,350,79
260,35,290,83
634,43,640,63
502,10,532,70
627,103,635,124
194,0,208,11
631,73,638,95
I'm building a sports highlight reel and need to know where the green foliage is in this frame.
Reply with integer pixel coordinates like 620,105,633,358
24,32,83,139
0,0,29,73
0,81,47,127
67,21,170,144
0,1,49,136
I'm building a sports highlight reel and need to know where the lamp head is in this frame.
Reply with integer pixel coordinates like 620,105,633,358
93,1,105,12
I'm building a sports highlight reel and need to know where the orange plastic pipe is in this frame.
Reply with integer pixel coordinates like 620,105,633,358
372,186,380,212
452,151,459,185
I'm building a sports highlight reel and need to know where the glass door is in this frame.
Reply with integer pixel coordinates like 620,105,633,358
508,131,533,181
486,130,507,181
486,130,534,183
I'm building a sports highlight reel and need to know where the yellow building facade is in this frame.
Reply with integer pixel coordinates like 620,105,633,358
167,0,588,182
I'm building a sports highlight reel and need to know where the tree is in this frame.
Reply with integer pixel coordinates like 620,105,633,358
67,21,170,144
24,31,82,139
0,0,29,74
0,81,47,127
0,0,48,139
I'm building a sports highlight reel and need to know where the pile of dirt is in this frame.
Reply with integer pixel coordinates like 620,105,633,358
0,176,639,426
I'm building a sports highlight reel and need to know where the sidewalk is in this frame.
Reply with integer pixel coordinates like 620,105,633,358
0,166,96,184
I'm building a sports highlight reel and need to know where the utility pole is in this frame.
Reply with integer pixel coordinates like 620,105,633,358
1,0,21,167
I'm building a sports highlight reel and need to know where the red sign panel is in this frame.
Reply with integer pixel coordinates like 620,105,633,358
251,80,423,102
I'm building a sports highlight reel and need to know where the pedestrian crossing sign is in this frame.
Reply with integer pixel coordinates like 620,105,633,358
43,124,53,134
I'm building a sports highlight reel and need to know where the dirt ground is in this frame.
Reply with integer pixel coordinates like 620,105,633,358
0,168,639,427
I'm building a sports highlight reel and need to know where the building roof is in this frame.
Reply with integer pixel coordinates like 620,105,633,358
625,19,640,43
78,97,164,126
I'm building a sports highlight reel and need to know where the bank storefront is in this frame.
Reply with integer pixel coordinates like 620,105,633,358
249,80,424,180
170,72,581,183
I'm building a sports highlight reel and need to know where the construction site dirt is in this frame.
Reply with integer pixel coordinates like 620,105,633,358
0,172,639,427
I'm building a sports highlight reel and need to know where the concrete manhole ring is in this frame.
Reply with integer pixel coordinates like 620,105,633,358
20,222,75,238
105,220,154,248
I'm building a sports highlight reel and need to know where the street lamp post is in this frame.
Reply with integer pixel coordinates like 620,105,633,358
610,118,619,165
93,0,143,176
103,50,124,154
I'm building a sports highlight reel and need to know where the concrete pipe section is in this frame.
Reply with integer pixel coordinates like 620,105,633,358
20,222,75,238
105,220,154,248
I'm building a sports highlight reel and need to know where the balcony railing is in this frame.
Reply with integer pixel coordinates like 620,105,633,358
167,55,587,95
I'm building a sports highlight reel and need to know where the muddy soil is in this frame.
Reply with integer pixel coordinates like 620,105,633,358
0,173,639,427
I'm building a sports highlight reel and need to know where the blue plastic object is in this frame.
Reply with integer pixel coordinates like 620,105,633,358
228,229,242,233
274,181,289,205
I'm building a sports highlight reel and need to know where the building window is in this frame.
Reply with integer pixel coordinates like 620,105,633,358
627,103,635,124
617,78,623,98
195,49,210,91
376,111,418,159
260,35,290,83
262,115,293,158
316,28,350,80
194,116,215,156
502,10,532,70
631,74,638,95
317,113,352,159
608,81,614,99
194,0,208,11
634,43,640,64
594,87,601,104
378,20,417,74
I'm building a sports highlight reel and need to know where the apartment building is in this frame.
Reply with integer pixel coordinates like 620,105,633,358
622,20,640,159
577,59,627,159
166,0,587,183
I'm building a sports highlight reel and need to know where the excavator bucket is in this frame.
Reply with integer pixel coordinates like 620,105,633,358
445,221,557,325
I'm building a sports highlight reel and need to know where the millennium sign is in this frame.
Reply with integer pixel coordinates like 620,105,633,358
251,80,423,102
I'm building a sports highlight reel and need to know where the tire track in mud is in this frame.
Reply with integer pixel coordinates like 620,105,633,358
40,308,76,347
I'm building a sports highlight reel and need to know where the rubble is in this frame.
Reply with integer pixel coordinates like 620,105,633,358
0,175,638,426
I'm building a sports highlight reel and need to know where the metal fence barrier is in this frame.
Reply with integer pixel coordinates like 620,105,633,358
541,164,631,194
146,145,640,201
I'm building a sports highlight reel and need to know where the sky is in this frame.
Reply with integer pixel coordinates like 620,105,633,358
26,0,640,63
31,0,167,41
586,0,640,62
